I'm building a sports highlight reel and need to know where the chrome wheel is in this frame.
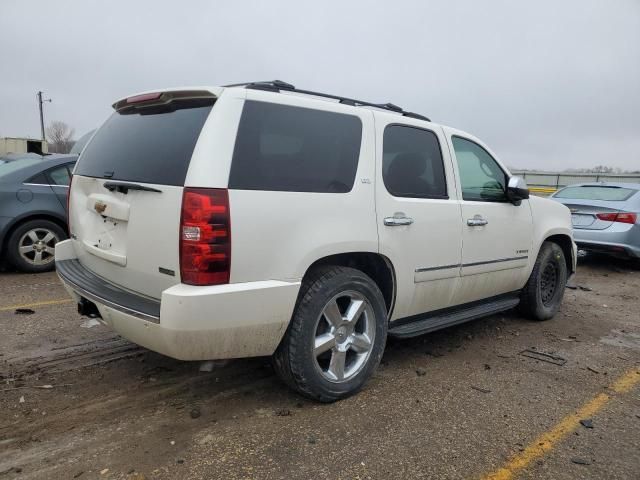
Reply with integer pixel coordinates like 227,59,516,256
313,290,376,383
18,228,59,266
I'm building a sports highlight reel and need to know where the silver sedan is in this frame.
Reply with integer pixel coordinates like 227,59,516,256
550,182,640,261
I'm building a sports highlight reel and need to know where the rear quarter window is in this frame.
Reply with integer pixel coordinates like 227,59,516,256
229,101,362,193
75,103,213,186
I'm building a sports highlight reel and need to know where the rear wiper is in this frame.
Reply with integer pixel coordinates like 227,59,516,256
103,182,162,194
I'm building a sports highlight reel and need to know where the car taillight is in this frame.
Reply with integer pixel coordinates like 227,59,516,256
180,188,231,286
596,212,637,224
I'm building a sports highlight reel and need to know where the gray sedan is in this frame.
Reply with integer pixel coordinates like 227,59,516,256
550,182,640,261
0,155,76,272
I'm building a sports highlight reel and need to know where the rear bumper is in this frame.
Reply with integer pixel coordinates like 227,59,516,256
55,240,301,360
573,224,640,258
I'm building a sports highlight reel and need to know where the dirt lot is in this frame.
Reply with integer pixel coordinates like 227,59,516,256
1,257,639,480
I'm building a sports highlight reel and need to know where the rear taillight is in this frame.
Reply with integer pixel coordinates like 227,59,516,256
179,188,231,286
596,212,637,224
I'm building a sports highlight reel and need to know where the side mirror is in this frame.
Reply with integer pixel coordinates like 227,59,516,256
507,176,530,205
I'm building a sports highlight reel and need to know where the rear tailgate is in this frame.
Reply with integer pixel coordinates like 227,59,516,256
69,90,216,300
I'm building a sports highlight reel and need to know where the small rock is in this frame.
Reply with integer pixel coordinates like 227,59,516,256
190,407,201,419
176,459,184,464
571,457,591,465
170,440,175,445
19,396,25,403
127,474,147,480
80,319,101,329
484,364,491,370
579,419,594,429
275,408,291,417
73,472,84,478
100,468,110,475
415,368,427,376
307,435,317,444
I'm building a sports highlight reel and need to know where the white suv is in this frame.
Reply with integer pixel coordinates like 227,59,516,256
56,81,576,401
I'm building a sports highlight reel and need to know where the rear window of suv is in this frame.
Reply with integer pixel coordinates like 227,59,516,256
229,101,362,193
554,185,637,201
75,103,213,186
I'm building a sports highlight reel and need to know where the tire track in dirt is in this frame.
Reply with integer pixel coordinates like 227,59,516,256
1,336,145,379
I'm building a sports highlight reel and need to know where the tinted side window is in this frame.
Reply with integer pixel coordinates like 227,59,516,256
229,101,362,193
382,125,447,198
47,165,72,186
452,136,507,202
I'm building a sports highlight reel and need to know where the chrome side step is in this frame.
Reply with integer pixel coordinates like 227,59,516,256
388,294,520,339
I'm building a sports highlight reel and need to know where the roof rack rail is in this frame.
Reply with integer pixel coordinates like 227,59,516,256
223,80,431,122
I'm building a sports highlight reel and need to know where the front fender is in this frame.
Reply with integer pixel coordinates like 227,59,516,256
527,196,576,276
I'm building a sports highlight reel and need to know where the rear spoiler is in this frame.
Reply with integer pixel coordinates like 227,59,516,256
112,90,217,114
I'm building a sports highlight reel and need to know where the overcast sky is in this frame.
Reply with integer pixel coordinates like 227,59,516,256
1,0,639,171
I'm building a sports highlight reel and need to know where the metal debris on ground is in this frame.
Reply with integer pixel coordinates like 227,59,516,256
14,308,35,315
519,349,567,366
470,385,491,393
579,419,594,429
571,457,591,465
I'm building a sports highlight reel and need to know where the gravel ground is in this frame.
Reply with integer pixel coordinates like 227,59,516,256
0,256,638,480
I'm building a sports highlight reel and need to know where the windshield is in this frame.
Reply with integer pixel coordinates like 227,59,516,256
75,103,213,186
0,158,43,178
554,185,637,201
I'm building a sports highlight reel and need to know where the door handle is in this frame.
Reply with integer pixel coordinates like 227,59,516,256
467,215,488,227
384,215,414,226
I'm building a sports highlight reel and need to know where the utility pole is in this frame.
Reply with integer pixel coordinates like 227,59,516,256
37,91,51,142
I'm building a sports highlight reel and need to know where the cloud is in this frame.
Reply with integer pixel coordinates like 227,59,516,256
1,0,639,170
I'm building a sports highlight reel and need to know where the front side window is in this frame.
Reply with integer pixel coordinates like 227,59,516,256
452,136,507,202
229,101,362,193
382,125,447,199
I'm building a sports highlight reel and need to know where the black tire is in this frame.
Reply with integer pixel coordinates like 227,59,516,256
519,241,568,321
273,266,388,402
6,219,66,273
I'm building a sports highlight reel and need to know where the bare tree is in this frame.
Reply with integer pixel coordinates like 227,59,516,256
46,121,75,153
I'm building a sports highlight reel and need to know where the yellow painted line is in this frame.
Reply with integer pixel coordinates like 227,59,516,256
483,368,640,480
0,298,73,312
529,187,557,193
